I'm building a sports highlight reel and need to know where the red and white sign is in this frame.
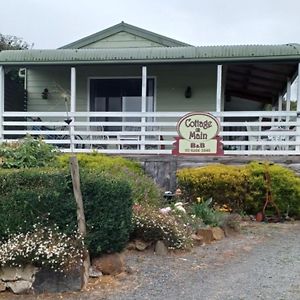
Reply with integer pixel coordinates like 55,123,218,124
172,112,224,155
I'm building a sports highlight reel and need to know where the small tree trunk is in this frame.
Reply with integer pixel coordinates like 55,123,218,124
69,155,90,290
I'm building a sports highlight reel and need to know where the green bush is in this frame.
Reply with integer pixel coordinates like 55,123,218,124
57,153,163,207
81,170,132,256
0,136,57,169
0,168,76,236
0,167,133,257
177,163,300,218
131,205,192,249
245,162,300,217
177,164,249,211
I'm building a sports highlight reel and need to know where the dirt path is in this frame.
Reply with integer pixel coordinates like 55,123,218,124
1,222,300,300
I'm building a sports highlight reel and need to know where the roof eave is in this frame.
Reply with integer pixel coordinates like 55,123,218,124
1,55,300,66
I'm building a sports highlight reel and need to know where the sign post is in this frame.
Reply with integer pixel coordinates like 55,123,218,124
172,112,223,156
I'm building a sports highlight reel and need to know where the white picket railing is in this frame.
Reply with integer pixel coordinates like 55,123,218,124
1,111,299,155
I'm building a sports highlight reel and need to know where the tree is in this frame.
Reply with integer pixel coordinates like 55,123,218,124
0,34,31,50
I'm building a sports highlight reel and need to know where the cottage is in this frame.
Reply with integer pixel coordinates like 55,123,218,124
0,22,299,155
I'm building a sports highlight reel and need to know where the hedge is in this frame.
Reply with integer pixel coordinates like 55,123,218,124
177,162,300,218
56,153,163,207
0,168,132,257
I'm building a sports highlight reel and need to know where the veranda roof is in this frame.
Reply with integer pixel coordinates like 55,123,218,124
0,44,300,65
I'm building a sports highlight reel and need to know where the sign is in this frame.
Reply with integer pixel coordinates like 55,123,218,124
172,112,224,155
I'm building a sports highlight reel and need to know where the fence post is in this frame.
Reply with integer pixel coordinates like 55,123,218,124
0,66,4,142
70,67,76,152
297,64,300,153
141,66,147,151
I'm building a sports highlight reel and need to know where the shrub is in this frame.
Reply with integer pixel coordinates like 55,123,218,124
131,205,192,249
0,136,57,169
81,170,132,256
0,225,83,272
57,153,163,207
0,167,133,257
0,168,76,236
177,163,300,218
245,162,300,217
177,164,249,211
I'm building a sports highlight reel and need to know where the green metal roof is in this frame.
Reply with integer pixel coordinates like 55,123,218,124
0,44,300,65
59,22,190,49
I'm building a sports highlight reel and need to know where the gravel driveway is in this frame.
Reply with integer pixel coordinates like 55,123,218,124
1,222,300,300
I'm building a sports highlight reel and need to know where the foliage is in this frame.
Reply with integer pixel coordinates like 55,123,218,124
80,170,133,257
0,224,83,272
0,136,57,169
0,34,30,50
177,164,249,210
0,168,76,236
191,198,223,227
57,153,163,207
131,205,192,249
0,167,133,257
245,162,300,218
177,163,300,218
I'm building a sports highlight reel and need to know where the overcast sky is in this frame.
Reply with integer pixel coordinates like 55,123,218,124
1,0,300,49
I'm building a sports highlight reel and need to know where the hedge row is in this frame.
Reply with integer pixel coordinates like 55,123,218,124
0,168,132,257
56,153,163,207
177,162,300,218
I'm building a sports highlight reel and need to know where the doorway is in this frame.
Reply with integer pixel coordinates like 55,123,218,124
89,78,155,131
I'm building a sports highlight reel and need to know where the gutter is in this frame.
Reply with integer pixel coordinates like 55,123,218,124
1,56,300,66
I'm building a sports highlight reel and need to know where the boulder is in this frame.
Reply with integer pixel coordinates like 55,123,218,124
89,266,103,278
6,280,32,294
135,240,148,251
92,253,125,276
191,233,204,246
212,227,225,241
154,240,168,256
196,228,214,244
0,265,37,294
126,242,136,250
0,265,37,282
32,268,81,293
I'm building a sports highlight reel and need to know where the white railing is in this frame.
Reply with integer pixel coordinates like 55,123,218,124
1,111,300,155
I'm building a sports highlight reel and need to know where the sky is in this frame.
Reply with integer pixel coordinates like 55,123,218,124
1,0,300,49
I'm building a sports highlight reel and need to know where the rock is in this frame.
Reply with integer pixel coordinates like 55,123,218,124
135,240,148,251
154,240,168,256
92,253,125,276
126,242,136,250
212,227,225,241
0,265,37,282
33,268,81,293
89,266,103,278
191,233,204,246
196,228,214,244
6,280,32,294
221,214,241,237
0,265,37,294
0,280,6,292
